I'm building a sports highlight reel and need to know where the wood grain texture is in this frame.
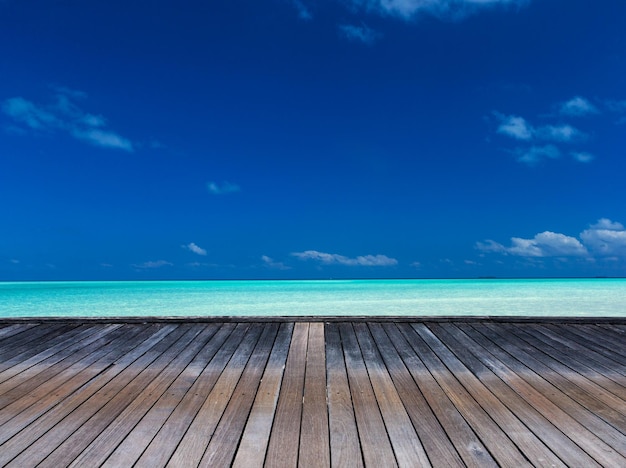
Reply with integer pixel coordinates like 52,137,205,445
0,320,624,468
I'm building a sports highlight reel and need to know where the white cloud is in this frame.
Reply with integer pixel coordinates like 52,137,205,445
292,250,398,266
580,219,626,258
559,96,599,117
571,151,594,163
339,23,382,44
496,114,533,140
512,144,560,165
72,128,133,151
1,88,133,151
261,255,291,270
347,0,530,21
183,242,207,256
496,113,585,144
477,231,587,257
132,260,173,269
207,181,241,195
478,218,626,262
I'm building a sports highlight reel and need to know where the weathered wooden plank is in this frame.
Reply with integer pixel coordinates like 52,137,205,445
67,324,220,467
562,324,626,359
354,322,431,467
417,323,562,467
166,323,264,467
530,324,626,384
481,323,626,447
199,323,280,467
97,323,236,467
0,324,120,398
368,323,465,467
298,322,330,468
36,324,210,468
0,323,37,342
505,324,626,410
230,322,293,468
339,322,398,467
464,323,626,466
404,323,533,468
0,324,158,434
0,324,180,467
383,323,496,468
0,324,81,373
133,323,249,468
433,322,598,467
323,323,363,468
264,322,309,468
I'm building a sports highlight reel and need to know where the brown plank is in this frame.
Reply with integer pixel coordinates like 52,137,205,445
230,322,293,468
0,324,180,467
339,322,398,467
383,323,496,468
353,322,431,467
404,323,533,467
368,323,464,467
433,322,599,467
323,322,363,468
166,323,264,467
298,322,330,468
264,322,309,468
133,323,250,468
95,323,236,467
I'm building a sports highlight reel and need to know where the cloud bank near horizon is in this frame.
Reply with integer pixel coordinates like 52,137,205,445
292,250,398,266
477,218,626,260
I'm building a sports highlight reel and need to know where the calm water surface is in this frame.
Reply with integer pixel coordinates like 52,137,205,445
1,279,625,318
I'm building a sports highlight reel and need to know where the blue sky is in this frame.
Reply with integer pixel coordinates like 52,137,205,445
1,0,625,280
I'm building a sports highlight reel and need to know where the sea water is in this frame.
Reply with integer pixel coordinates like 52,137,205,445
1,279,625,318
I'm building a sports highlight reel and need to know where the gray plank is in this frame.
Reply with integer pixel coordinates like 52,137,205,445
231,322,293,468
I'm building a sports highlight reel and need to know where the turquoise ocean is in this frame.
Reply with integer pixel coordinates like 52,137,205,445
1,279,625,318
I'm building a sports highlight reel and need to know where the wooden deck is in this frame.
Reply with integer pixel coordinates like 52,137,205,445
0,320,625,467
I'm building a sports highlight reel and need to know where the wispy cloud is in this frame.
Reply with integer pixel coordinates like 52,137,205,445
131,260,173,269
477,218,626,260
559,96,599,117
495,113,586,143
291,0,313,20
261,255,291,270
571,151,594,163
292,250,398,266
511,144,560,165
183,242,207,256
496,114,533,140
338,23,382,45
346,0,530,21
493,101,595,166
207,181,241,195
1,87,133,151
477,231,587,257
